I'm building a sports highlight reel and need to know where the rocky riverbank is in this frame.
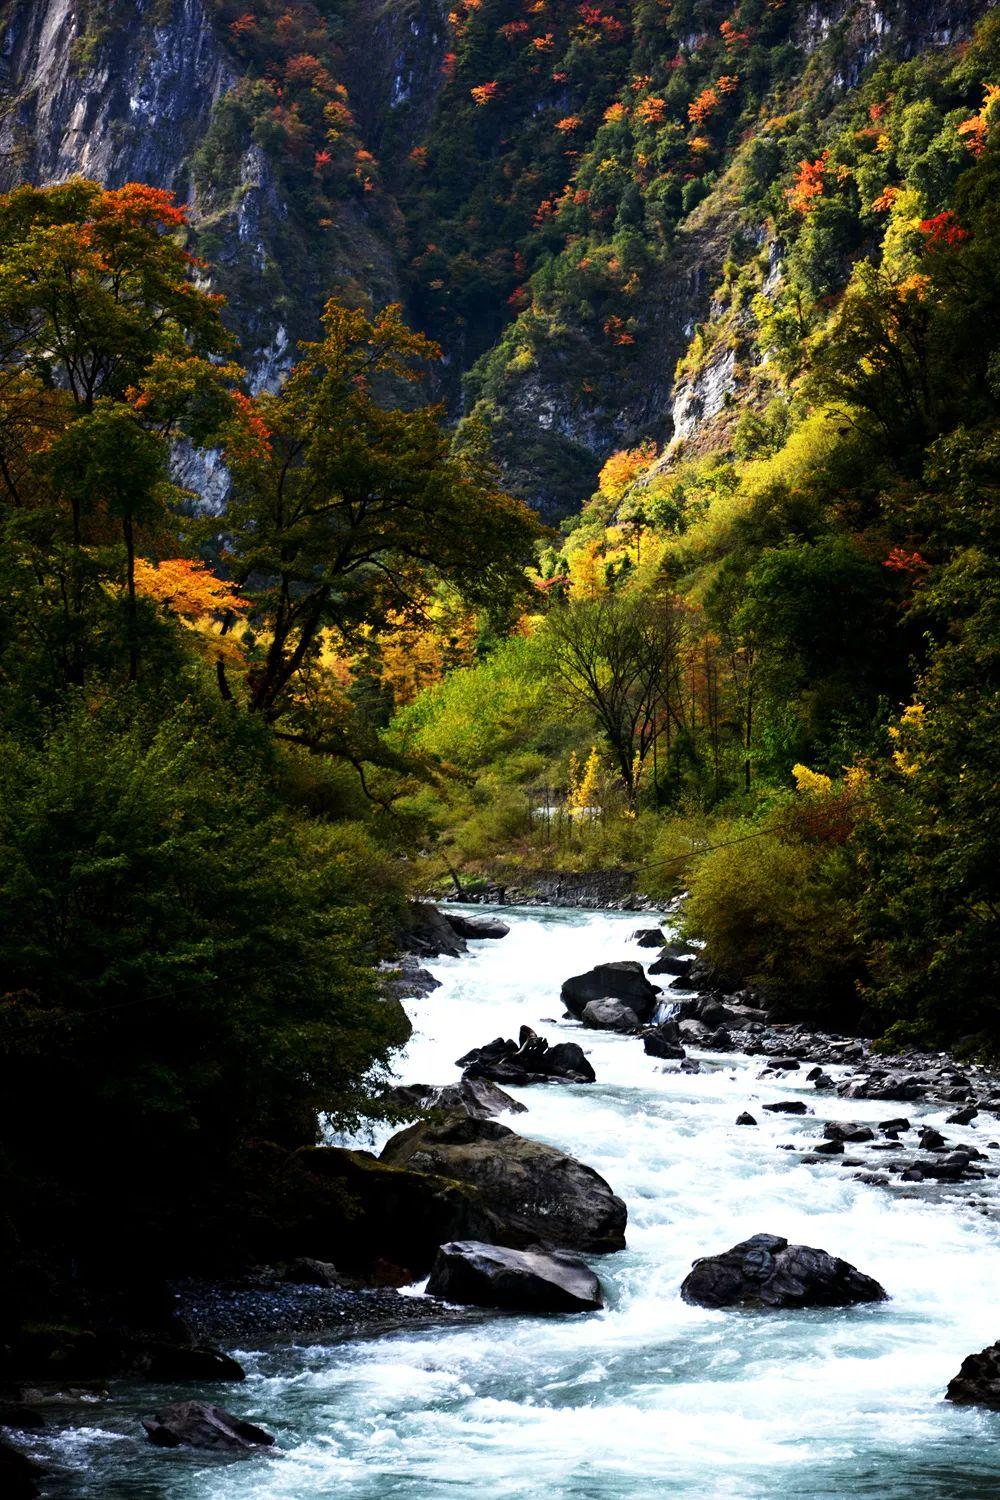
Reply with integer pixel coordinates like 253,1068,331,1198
4,901,1000,1492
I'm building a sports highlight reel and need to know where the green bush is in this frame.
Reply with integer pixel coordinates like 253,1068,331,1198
684,818,863,1022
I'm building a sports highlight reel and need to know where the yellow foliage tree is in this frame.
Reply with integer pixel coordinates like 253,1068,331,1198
568,745,603,818
597,440,658,501
792,763,833,796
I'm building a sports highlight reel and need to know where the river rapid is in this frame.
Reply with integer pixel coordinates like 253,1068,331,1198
35,905,1000,1497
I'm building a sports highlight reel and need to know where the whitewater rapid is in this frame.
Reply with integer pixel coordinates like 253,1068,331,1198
36,906,1000,1497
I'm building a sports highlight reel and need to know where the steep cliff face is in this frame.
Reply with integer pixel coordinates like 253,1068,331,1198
0,0,229,192
0,0,443,382
0,0,996,518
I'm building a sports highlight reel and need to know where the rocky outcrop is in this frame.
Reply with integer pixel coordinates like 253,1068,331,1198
561,963,660,1023
458,1027,596,1085
680,1233,887,1310
141,1401,275,1451
945,1341,1000,1410
380,1116,627,1254
427,1241,604,1313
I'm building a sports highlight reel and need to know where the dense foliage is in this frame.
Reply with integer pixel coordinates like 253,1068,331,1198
393,13,1000,1053
0,178,537,1295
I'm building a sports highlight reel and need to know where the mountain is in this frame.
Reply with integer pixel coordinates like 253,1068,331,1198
1,0,994,513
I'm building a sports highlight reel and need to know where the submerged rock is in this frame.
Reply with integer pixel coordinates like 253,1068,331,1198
428,1241,604,1313
680,1233,887,1310
141,1401,275,1451
380,1116,627,1254
445,912,511,940
945,1341,1000,1410
581,998,641,1032
561,963,660,1023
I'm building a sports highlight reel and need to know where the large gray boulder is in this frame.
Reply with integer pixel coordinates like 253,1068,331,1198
445,912,511,940
581,999,641,1032
428,1241,604,1313
141,1402,275,1451
380,1116,627,1254
680,1233,887,1310
945,1341,1000,1410
561,962,660,1023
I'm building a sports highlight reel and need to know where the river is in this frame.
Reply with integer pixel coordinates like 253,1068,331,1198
36,905,1000,1497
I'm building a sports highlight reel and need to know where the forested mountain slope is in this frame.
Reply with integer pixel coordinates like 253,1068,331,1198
1,0,994,511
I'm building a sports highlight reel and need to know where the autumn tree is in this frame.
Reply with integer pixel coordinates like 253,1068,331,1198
224,299,540,727
0,179,235,690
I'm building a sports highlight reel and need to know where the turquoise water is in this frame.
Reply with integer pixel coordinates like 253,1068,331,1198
25,906,1000,1497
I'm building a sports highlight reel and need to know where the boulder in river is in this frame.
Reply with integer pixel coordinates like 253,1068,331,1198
281,1257,343,1287
680,1233,888,1310
581,999,641,1032
822,1122,874,1144
561,962,660,1023
643,1020,686,1060
0,1437,40,1499
428,1241,604,1313
381,955,441,1001
124,1340,246,1383
402,902,467,959
736,1112,757,1126
142,1401,275,1451
382,1078,528,1120
630,928,665,948
647,950,694,978
945,1341,1000,1410
458,1027,595,1085
445,912,511,940
675,996,737,1029
763,1100,811,1115
268,1142,509,1276
380,1116,627,1254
